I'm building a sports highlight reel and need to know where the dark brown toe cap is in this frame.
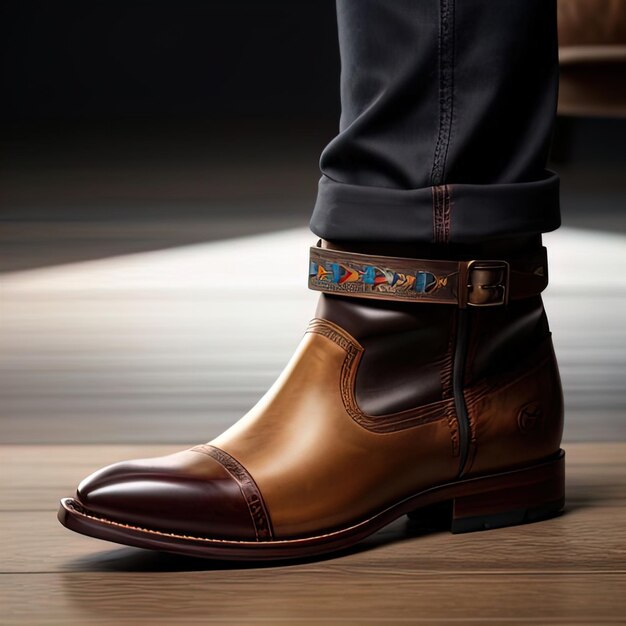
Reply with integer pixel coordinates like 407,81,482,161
76,447,264,540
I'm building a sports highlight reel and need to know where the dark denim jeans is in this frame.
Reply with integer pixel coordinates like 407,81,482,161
310,0,560,245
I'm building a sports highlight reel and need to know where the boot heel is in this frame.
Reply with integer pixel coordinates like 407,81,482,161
450,451,565,533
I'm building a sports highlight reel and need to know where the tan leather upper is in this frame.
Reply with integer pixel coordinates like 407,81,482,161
211,320,459,538
211,316,563,539
74,296,563,542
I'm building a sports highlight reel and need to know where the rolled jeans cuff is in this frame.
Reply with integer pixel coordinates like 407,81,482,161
310,171,561,244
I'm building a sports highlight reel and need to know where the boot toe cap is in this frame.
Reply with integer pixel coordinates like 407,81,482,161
75,449,258,541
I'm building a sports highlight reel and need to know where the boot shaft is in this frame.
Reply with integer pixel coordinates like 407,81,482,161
315,288,563,479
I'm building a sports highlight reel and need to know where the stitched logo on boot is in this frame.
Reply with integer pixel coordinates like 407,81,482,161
517,402,543,433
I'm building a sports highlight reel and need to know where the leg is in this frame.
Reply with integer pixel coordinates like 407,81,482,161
312,0,560,246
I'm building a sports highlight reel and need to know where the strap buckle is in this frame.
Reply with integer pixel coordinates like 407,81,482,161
463,260,510,307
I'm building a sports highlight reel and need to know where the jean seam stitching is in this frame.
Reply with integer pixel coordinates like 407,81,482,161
430,0,455,187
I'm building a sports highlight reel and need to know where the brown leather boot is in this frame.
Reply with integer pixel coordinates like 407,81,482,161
58,240,564,560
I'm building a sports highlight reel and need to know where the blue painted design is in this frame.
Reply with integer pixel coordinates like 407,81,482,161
362,266,376,285
330,263,343,283
415,271,437,293
309,261,318,276
415,271,427,293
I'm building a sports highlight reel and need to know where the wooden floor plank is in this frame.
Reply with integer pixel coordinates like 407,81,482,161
2,443,625,625
2,573,625,626
1,504,625,575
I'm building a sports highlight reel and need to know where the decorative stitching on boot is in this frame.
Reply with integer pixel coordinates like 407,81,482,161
306,319,452,434
440,319,459,456
191,444,273,541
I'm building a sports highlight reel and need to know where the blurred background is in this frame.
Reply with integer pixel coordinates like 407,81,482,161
1,0,625,443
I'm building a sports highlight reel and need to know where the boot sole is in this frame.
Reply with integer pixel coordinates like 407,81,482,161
58,449,565,561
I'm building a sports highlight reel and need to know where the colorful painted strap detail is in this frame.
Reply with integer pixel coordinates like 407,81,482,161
308,246,549,306
309,260,442,293
308,247,459,304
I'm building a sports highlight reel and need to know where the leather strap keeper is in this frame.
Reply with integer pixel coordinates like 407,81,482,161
308,246,548,307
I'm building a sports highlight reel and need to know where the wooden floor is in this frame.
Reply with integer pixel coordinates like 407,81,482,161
1,443,625,625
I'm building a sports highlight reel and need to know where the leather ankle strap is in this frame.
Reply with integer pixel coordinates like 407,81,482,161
308,246,548,307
